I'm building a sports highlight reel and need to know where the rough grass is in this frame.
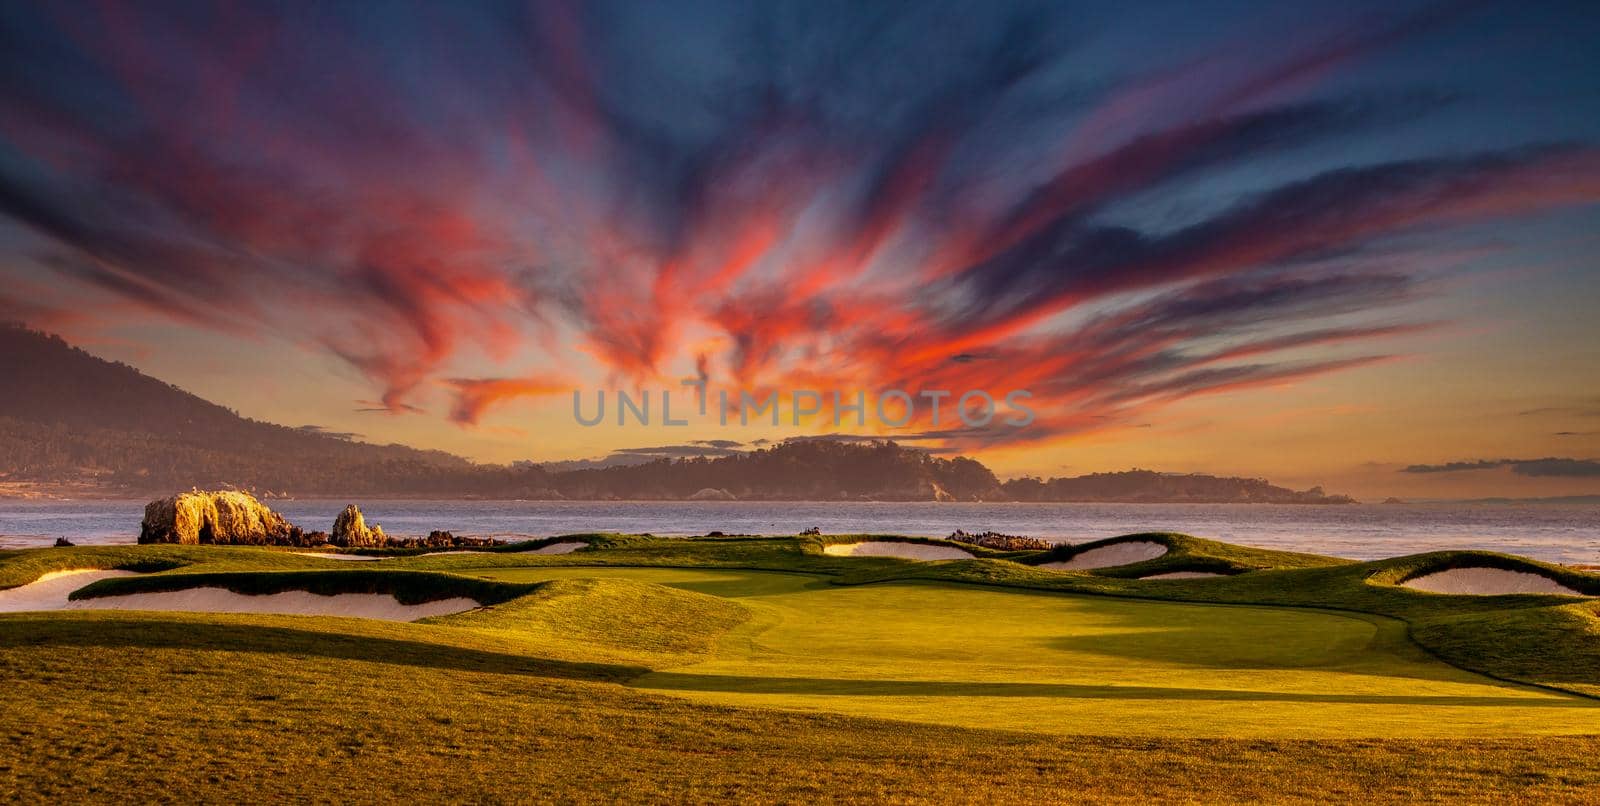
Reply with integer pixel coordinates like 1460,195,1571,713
3,611,1599,804
2,534,1599,801
1411,601,1600,698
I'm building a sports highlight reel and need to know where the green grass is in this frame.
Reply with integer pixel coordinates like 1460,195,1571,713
2,533,1599,801
1022,532,1350,575
432,577,752,666
469,566,1600,738
4,610,1599,804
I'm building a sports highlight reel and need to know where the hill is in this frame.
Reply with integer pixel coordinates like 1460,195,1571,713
0,324,551,497
1001,469,1355,504
0,325,1354,503
550,439,1003,501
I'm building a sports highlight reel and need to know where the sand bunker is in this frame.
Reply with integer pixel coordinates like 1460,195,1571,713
530,541,588,555
1040,541,1168,570
823,541,974,560
291,552,385,561
1139,571,1226,580
0,569,140,612
65,589,481,621
0,568,479,620
1401,567,1591,597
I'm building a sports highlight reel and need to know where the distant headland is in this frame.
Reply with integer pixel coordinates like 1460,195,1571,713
0,325,1353,504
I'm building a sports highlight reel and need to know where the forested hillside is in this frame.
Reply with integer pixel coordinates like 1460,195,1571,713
0,325,1353,503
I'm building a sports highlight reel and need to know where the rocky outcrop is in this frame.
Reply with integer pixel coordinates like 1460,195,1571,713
947,530,1053,551
384,530,504,549
139,490,305,545
330,504,385,548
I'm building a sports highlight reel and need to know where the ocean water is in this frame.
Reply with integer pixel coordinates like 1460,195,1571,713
1,499,1597,564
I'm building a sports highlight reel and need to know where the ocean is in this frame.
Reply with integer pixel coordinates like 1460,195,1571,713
2,499,1597,564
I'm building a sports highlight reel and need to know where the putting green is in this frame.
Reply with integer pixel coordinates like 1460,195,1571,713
470,566,1600,738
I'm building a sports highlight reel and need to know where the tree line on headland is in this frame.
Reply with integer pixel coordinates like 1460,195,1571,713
0,325,1353,503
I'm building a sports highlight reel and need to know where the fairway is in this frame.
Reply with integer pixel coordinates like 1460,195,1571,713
470,566,1600,738
4,536,1599,801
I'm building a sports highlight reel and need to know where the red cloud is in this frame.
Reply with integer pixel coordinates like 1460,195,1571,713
447,376,573,426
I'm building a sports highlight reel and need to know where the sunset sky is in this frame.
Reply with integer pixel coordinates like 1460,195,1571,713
1,0,1597,500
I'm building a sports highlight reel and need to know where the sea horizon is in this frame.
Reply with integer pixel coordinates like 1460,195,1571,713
7,498,1598,565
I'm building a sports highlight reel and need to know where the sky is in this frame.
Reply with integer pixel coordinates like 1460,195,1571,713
1,0,1598,500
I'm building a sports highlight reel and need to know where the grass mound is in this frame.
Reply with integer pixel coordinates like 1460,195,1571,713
1023,533,1347,575
434,577,751,665
1370,551,1600,597
1410,601,1600,698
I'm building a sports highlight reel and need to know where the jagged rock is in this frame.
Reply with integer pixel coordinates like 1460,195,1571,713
139,490,304,545
330,504,385,548
799,527,821,536
303,530,330,545
947,530,1053,551
53,537,74,547
381,531,505,550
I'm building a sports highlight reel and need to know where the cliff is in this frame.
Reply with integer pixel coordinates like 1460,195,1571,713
139,490,306,545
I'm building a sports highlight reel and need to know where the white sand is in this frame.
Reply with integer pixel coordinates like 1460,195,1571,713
415,550,491,557
1039,541,1168,570
70,589,479,621
823,541,974,560
291,552,385,561
0,568,479,620
1401,567,1591,597
0,569,140,612
530,541,588,555
1139,571,1226,580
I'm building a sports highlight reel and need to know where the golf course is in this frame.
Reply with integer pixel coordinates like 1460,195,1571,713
3,532,1598,802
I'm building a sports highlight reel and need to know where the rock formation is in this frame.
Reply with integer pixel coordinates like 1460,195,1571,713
946,530,1053,551
139,490,304,545
330,504,385,548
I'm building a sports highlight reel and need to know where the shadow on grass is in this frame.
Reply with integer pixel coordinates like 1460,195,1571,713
634,671,1593,707
465,566,826,599
0,614,643,682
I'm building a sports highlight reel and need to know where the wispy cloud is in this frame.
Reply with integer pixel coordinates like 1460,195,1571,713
1401,458,1600,477
0,1,1595,451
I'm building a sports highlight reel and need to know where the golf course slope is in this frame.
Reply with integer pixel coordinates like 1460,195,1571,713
2,533,1598,802
1039,538,1167,569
